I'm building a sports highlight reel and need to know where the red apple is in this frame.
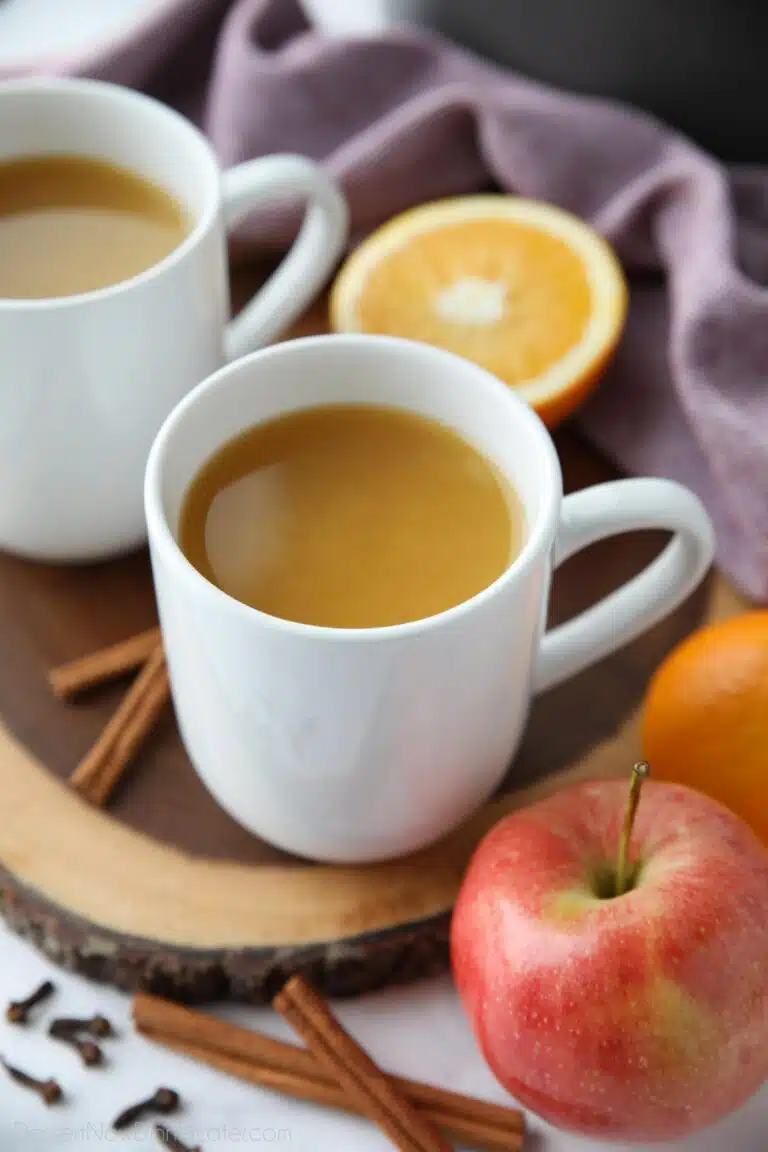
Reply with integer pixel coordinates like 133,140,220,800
451,776,768,1142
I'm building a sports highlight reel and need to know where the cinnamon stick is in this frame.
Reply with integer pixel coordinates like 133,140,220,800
49,627,162,699
71,644,170,806
133,993,523,1152
275,976,450,1152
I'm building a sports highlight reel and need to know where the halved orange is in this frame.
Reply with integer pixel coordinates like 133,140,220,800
330,196,628,429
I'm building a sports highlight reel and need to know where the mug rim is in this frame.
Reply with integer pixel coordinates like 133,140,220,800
144,333,563,643
0,76,220,312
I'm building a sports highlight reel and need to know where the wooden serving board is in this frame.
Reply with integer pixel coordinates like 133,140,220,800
0,291,746,1004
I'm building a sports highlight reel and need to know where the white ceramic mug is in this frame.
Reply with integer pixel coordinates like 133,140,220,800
145,335,715,863
0,77,348,562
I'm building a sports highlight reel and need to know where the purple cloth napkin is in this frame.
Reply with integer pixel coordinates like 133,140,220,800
9,0,768,601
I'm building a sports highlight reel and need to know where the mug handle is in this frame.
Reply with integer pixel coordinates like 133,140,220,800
221,155,349,361
533,478,715,694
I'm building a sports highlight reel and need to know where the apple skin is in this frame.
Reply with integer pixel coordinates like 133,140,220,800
451,779,768,1142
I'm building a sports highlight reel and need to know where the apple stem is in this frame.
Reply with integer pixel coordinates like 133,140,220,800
615,761,650,896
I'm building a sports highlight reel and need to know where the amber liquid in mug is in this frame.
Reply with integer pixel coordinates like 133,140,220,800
0,155,189,299
179,403,525,629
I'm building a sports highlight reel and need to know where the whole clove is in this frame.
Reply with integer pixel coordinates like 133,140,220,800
87,1013,113,1038
6,979,55,1025
48,1019,103,1066
49,1014,114,1039
1,1057,62,1105
113,1086,181,1131
155,1123,201,1151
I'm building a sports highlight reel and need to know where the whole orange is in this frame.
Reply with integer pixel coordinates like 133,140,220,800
642,612,768,844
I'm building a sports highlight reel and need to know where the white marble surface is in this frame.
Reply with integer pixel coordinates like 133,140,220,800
0,0,165,68
0,924,764,1151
